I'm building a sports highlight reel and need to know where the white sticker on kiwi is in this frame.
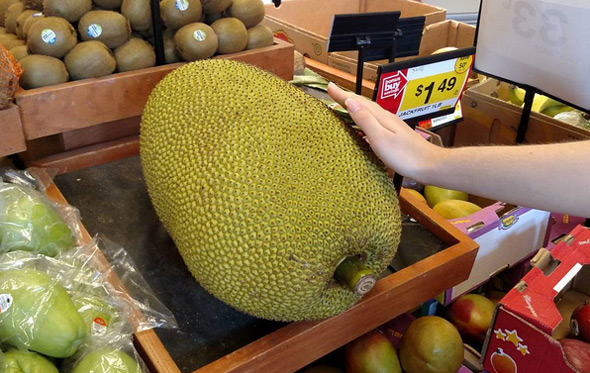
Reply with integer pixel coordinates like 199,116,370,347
87,24,103,38
41,29,57,45
175,0,189,11
193,29,206,41
0,294,13,314
32,12,42,17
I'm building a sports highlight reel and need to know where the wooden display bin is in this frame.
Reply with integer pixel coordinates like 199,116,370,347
47,179,478,373
0,103,26,157
456,78,590,146
15,38,294,170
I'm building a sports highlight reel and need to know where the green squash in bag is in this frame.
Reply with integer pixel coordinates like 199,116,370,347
2,349,59,373
71,294,120,338
0,184,76,257
72,347,141,373
0,268,86,358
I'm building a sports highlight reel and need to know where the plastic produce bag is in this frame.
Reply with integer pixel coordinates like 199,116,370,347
0,266,86,358
64,339,148,373
0,179,79,257
1,349,59,373
59,234,178,333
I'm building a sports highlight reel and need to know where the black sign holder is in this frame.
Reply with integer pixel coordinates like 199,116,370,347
472,0,589,144
327,12,425,95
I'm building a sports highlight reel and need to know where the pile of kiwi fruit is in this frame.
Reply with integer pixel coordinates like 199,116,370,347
0,0,272,89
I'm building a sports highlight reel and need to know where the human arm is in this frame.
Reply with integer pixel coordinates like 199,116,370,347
327,82,590,217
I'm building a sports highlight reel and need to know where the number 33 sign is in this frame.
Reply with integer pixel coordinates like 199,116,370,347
475,0,590,111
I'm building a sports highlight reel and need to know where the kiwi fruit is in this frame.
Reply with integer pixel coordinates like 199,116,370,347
246,23,272,49
15,9,35,38
0,26,6,33
0,0,19,26
27,17,77,57
163,27,180,63
78,10,130,48
227,0,263,28
21,11,41,38
160,0,202,30
5,2,24,34
9,44,28,59
0,33,25,49
19,54,69,88
210,17,246,54
23,0,42,10
43,0,92,22
174,22,217,61
113,37,155,71
121,0,151,31
201,0,232,15
93,0,122,10
64,40,116,79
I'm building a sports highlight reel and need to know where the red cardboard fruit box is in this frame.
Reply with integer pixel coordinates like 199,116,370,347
481,225,590,373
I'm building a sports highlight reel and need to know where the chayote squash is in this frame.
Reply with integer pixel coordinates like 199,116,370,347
2,349,59,373
72,347,141,373
0,268,86,358
0,183,76,257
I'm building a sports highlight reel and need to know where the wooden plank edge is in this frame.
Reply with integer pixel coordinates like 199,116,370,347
45,181,181,373
304,57,375,98
25,135,140,174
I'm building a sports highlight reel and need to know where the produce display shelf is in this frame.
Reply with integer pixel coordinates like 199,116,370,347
52,155,479,373
13,38,294,142
0,103,26,157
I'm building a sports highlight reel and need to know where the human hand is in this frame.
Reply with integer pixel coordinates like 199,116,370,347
327,82,442,182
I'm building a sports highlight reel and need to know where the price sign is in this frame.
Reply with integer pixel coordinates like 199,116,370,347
374,48,475,122
475,0,590,111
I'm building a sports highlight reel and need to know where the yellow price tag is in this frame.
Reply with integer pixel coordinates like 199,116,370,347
399,55,472,112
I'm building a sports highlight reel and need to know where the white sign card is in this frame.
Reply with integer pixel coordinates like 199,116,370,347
475,0,590,110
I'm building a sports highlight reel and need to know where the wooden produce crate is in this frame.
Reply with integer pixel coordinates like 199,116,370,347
50,168,478,373
456,78,590,146
14,38,294,171
0,103,26,157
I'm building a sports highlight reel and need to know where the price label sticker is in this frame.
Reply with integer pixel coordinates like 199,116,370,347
476,0,590,110
375,50,474,121
0,294,13,314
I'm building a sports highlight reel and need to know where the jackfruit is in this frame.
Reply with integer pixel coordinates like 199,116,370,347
140,59,401,321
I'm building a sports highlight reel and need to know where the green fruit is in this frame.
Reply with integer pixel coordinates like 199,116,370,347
541,104,572,118
72,347,141,373
121,0,151,32
399,316,463,373
246,23,273,50
43,0,92,22
345,330,402,373
432,199,481,219
0,183,75,256
404,189,427,205
2,349,59,373
78,10,131,49
71,294,119,337
508,85,525,106
64,40,117,80
160,0,202,30
0,268,86,358
202,0,232,14
174,22,217,61
423,185,468,208
27,16,78,58
140,59,401,321
114,37,155,72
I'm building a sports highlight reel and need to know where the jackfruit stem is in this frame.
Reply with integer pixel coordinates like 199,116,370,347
334,256,376,296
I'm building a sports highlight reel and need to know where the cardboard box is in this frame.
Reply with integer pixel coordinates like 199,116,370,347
439,198,551,305
328,19,476,82
545,214,588,251
482,225,590,373
456,78,590,146
263,0,446,64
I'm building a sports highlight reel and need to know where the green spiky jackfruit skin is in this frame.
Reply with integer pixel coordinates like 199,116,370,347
140,59,401,321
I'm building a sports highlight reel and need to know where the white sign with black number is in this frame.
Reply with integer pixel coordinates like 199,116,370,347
475,0,590,110
0,294,13,313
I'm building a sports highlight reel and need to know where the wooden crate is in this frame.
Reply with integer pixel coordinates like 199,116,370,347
456,78,590,146
0,103,26,157
15,38,294,141
47,180,478,373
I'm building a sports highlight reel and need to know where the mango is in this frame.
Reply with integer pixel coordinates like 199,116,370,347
432,199,481,219
423,186,468,208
